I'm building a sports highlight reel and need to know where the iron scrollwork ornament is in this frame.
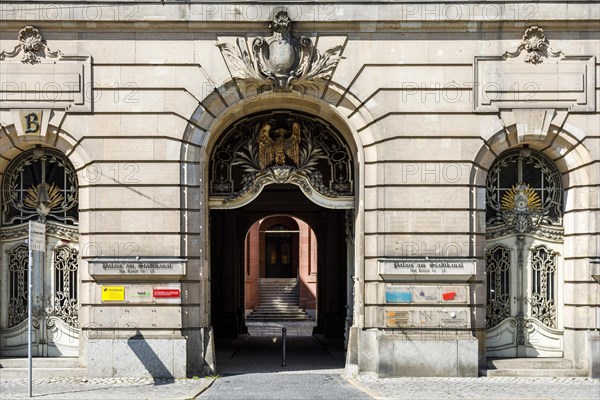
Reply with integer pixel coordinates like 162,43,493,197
500,184,543,233
217,10,343,92
1,148,78,225
486,149,563,239
485,245,511,329
210,111,353,203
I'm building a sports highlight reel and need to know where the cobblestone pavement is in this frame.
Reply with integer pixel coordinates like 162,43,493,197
0,377,213,399
349,375,600,400
199,334,370,399
198,333,599,400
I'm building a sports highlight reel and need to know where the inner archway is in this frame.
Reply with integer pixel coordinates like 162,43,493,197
244,215,317,325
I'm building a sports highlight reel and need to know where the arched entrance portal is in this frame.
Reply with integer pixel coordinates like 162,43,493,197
0,147,80,357
209,110,355,343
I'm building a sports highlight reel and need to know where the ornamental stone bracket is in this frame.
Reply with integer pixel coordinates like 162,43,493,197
216,10,344,94
0,26,93,113
473,26,596,113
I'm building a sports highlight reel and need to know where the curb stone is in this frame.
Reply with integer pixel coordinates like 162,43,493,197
346,376,380,399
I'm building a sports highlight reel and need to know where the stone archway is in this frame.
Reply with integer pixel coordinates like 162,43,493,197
0,146,80,357
471,121,598,368
208,109,356,345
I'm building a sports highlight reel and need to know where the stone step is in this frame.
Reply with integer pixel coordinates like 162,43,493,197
260,285,298,289
252,308,306,315
0,367,87,379
0,357,81,368
259,296,298,299
260,297,298,300
248,312,310,317
259,290,298,294
246,316,314,321
487,358,573,370
482,368,588,377
260,278,298,283
258,300,299,304
481,358,586,377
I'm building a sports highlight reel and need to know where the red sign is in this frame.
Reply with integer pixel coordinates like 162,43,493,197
153,288,180,298
442,291,457,301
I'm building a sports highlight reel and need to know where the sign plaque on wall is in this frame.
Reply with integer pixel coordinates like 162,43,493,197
89,257,186,280
126,286,153,303
385,307,470,329
385,284,469,304
101,286,125,302
99,284,181,304
378,258,476,281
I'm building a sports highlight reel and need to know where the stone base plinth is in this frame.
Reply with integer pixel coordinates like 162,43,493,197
87,333,187,378
353,329,480,377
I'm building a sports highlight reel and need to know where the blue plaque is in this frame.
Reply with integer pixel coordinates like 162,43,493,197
386,290,413,303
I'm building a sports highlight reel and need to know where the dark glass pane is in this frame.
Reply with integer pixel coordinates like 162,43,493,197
499,159,518,188
522,161,542,188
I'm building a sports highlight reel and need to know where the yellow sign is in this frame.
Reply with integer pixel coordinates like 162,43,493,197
101,286,125,302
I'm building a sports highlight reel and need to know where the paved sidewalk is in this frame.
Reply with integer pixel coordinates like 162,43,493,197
198,334,368,399
0,377,214,399
349,375,600,400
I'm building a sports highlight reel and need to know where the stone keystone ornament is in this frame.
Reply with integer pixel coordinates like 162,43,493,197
217,10,344,92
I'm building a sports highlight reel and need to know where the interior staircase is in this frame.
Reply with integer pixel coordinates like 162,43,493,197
246,278,314,321
481,358,588,377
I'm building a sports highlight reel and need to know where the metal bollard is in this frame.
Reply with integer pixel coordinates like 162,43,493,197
281,327,287,367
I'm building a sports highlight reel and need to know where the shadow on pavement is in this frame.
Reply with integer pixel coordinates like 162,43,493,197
215,335,346,375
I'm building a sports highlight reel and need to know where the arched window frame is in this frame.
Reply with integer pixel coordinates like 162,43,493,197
486,148,563,237
1,147,78,225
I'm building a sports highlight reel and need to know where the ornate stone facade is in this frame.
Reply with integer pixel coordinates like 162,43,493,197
0,1,598,379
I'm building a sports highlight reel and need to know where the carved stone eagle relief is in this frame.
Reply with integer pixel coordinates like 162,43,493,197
258,122,300,169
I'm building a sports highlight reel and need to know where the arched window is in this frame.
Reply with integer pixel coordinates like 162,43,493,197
486,148,562,234
1,147,78,225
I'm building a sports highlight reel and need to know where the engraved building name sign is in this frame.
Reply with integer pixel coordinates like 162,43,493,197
89,257,186,279
378,258,476,281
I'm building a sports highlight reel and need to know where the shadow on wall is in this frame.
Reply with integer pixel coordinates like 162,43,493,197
127,330,174,383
